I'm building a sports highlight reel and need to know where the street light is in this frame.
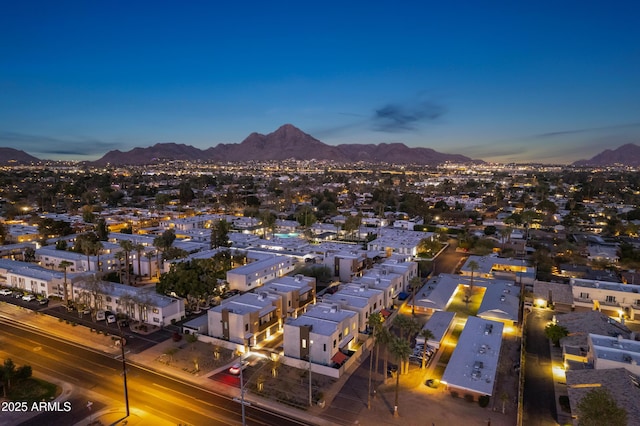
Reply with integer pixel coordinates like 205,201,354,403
308,339,313,407
239,361,247,426
116,321,130,418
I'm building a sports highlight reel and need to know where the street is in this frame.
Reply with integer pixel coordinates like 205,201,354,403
0,314,310,426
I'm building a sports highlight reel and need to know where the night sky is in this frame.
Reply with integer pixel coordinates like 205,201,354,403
1,1,639,163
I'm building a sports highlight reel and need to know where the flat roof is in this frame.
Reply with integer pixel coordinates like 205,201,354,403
285,315,338,336
304,303,357,323
590,334,640,365
571,277,640,294
421,311,456,343
441,316,503,396
477,281,520,322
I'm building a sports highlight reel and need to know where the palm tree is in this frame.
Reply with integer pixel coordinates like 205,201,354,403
418,328,434,369
393,315,420,373
465,260,479,305
93,240,103,277
119,240,134,285
367,312,383,409
408,276,422,316
377,327,393,385
59,260,73,309
389,336,412,417
133,243,145,281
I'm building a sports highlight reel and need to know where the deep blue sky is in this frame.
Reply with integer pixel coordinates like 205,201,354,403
1,1,639,163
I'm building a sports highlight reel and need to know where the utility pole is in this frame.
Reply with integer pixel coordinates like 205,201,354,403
308,340,313,407
117,322,130,418
240,364,246,426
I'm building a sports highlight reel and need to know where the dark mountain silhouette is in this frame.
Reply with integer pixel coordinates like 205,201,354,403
92,143,206,165
92,124,476,165
0,148,40,165
573,143,640,167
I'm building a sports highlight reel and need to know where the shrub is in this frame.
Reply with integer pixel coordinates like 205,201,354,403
478,395,490,407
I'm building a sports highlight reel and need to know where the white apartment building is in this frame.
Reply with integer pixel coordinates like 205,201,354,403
367,228,434,257
571,278,640,320
587,333,640,375
283,302,359,366
71,279,184,325
226,255,298,292
207,291,283,347
260,274,316,318
322,283,385,332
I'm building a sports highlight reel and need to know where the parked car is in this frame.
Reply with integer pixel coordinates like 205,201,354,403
22,294,37,302
0,288,13,296
229,363,247,375
13,291,23,298
107,314,116,324
38,298,49,305
96,310,106,321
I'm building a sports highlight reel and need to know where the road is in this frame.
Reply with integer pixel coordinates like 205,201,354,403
0,316,310,426
522,308,557,426
432,239,465,276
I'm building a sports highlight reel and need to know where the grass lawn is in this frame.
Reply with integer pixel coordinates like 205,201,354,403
446,286,485,317
7,378,59,402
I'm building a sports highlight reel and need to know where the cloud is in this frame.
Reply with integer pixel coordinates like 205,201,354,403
372,100,445,133
312,97,446,139
0,131,124,157
533,122,640,139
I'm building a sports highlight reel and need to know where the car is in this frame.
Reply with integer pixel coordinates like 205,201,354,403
22,294,36,302
425,379,438,388
229,363,243,375
0,289,13,296
13,291,23,298
96,310,106,321
38,298,49,305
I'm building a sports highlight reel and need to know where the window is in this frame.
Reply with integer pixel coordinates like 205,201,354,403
153,308,159,314
323,343,326,352
580,292,589,299
106,296,112,302
245,324,249,332
40,283,45,287
605,295,616,303
339,333,343,340
333,339,336,348
153,317,159,323
302,338,307,349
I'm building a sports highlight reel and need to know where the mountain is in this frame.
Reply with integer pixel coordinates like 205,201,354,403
92,143,205,166
573,143,640,167
0,148,40,165
92,124,476,165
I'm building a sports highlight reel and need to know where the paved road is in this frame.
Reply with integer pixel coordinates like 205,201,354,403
0,316,310,426
523,309,557,426
432,239,465,276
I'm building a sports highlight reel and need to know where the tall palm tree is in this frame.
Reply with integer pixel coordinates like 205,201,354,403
366,312,383,409
418,328,434,369
59,260,73,309
119,240,134,285
408,276,422,316
389,336,412,417
93,240,103,277
465,260,479,305
133,243,145,281
393,315,420,373
377,327,393,385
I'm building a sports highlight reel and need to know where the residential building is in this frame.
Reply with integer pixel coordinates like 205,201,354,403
207,291,283,347
260,274,316,318
571,278,640,320
226,255,297,292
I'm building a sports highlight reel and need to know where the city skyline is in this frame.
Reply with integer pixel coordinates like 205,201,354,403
1,2,639,163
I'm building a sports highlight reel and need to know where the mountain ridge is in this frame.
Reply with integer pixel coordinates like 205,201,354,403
91,124,477,165
573,143,640,166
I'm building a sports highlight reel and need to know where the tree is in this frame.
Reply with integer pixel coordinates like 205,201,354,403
260,211,277,239
211,219,231,249
59,260,73,309
417,238,441,257
343,215,362,239
134,243,145,280
153,229,176,277
389,336,412,417
55,239,68,250
418,328,434,369
465,260,479,305
95,217,109,241
576,388,627,426
393,314,420,344
367,312,383,409
544,323,569,347
484,225,497,236
0,221,6,244
0,358,16,397
119,240,134,284
408,276,423,316
75,232,100,272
